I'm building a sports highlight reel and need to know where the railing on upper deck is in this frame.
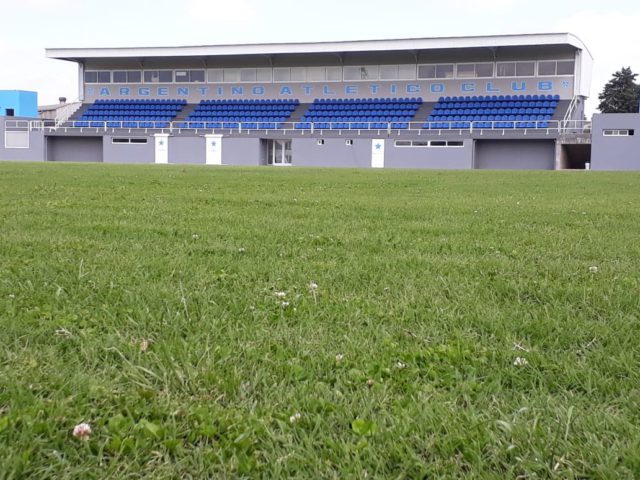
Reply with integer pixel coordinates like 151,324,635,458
4,119,593,136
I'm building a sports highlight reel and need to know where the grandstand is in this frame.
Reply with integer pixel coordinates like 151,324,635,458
4,33,627,169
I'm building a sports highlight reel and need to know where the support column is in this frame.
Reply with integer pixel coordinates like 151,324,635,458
205,134,223,165
154,133,169,164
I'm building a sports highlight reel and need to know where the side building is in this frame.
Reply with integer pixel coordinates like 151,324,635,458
1,34,600,169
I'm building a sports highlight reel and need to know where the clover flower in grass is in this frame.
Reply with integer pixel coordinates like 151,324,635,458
281,301,290,309
335,353,345,362
513,357,529,367
396,361,407,370
275,291,287,299
238,247,246,253
589,266,599,274
72,423,92,441
289,413,302,424
192,233,200,240
309,282,318,291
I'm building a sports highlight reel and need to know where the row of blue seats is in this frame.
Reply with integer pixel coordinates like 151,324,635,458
87,108,182,113
185,116,290,122
302,116,414,122
193,105,295,111
433,102,558,110
424,122,551,129
310,104,419,111
80,116,175,121
199,99,299,105
429,115,552,121
438,95,560,102
74,121,171,128
431,108,556,116
176,122,283,129
294,122,410,130
305,109,417,116
312,97,422,104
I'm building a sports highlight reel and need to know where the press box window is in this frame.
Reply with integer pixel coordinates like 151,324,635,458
84,71,98,83
113,71,142,83
144,71,173,83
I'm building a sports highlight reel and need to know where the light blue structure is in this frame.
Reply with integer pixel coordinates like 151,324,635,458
0,90,38,118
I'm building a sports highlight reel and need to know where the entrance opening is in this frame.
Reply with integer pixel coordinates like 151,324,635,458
559,144,591,170
265,139,292,166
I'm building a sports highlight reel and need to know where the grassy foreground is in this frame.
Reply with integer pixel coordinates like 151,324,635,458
0,162,639,479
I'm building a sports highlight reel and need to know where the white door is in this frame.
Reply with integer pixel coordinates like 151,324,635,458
371,139,385,168
267,140,292,166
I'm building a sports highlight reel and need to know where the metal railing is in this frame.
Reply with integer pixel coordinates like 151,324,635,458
4,119,594,136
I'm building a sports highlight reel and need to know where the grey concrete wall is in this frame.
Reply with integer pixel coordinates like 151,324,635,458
103,136,155,164
474,140,556,170
0,119,45,161
169,136,205,164
292,138,371,168
386,140,473,169
47,136,103,162
591,114,640,171
222,137,262,166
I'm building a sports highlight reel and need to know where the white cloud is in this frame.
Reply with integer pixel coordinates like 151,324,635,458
557,10,640,114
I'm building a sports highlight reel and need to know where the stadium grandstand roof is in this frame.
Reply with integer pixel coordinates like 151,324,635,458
46,33,592,62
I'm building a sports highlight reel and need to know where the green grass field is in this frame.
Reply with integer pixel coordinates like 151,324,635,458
1,162,639,479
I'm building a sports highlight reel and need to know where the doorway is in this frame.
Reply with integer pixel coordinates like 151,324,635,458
266,139,292,166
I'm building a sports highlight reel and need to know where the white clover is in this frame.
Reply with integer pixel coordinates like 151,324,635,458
289,412,302,424
309,282,318,291
335,353,344,362
192,233,199,240
396,361,407,370
281,301,290,308
72,422,92,440
589,266,599,274
275,291,287,299
140,339,150,352
55,328,72,338
238,247,246,253
8,294,15,299
513,357,529,367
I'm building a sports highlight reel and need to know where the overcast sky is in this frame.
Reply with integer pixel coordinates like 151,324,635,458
1,0,638,114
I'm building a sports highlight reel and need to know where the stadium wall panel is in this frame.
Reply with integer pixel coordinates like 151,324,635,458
386,140,473,169
169,136,205,164
103,136,155,164
474,140,555,170
47,136,103,163
291,138,371,168
591,114,640,171
0,119,45,161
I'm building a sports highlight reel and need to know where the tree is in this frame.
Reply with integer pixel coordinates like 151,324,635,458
598,67,640,113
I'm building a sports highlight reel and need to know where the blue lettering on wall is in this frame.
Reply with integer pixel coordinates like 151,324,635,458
323,85,336,95
429,84,444,93
562,80,571,89
99,87,111,96
198,87,208,96
461,83,475,92
390,85,398,94
119,87,130,96
157,87,169,96
512,82,526,91
280,86,293,95
303,86,313,96
177,87,189,96
407,84,421,93
538,81,553,91
486,82,500,93
139,87,150,96
345,85,358,95
217,87,224,96
252,86,265,96
370,85,379,95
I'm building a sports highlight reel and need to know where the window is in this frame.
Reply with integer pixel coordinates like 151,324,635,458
327,67,343,81
144,70,173,83
418,64,453,79
344,66,379,81
240,69,257,82
345,139,354,146
112,137,148,144
538,61,556,76
190,70,205,82
113,71,127,83
317,139,325,145
84,71,98,83
475,63,494,78
291,67,306,81
208,69,224,82
223,69,240,82
257,68,272,81
175,70,204,83
398,64,417,80
274,68,291,82
394,140,464,148
456,63,493,79
113,71,141,83
430,140,447,147
497,63,516,77
307,67,326,81
380,65,399,80
394,140,412,147
516,62,535,76
603,129,635,136
175,70,190,82
97,71,111,83
556,60,575,75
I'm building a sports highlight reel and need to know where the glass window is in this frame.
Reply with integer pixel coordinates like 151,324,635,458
158,71,173,82
190,70,205,82
97,71,111,83
84,71,98,83
327,67,342,81
343,66,361,80
418,65,436,79
456,64,476,78
538,61,556,76
516,62,535,77
398,64,416,79
208,69,223,82
557,60,575,75
128,71,142,83
256,68,272,81
307,67,326,81
175,70,189,82
497,63,516,77
291,67,306,81
223,69,240,82
240,69,257,82
144,71,159,83
273,68,290,82
344,66,378,81
475,63,494,78
435,64,454,79
113,71,127,83
380,65,399,80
